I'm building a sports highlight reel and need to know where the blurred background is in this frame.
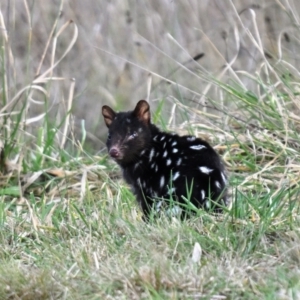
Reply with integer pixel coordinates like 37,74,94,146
1,0,300,150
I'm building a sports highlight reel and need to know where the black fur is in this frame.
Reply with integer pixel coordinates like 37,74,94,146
102,100,228,219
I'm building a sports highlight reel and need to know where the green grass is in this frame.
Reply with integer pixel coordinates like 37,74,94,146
1,1,300,299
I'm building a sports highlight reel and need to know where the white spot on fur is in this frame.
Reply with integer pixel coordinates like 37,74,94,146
172,148,178,153
149,148,155,162
190,145,206,150
187,136,196,141
205,200,211,209
140,150,146,156
166,158,172,166
153,135,158,141
173,172,180,181
151,163,156,169
163,142,166,149
163,150,168,157
134,161,141,170
172,141,177,146
176,158,182,166
142,181,146,188
138,127,143,132
160,176,165,188
137,178,141,186
155,165,158,172
221,172,227,184
126,118,131,123
201,189,205,200
215,181,221,189
161,135,166,141
199,166,214,174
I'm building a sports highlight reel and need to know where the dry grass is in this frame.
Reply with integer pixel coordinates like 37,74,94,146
2,0,300,143
1,0,300,299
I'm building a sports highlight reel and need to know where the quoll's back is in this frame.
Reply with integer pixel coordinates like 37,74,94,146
102,100,228,219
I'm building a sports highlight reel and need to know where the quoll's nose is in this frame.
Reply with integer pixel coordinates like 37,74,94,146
109,148,119,158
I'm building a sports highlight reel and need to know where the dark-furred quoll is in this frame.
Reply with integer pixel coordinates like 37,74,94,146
102,100,228,220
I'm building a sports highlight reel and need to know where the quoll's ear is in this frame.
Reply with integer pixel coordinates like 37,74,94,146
102,105,116,128
133,100,151,124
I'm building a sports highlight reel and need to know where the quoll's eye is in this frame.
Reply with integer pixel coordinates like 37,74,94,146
107,133,111,140
128,131,138,140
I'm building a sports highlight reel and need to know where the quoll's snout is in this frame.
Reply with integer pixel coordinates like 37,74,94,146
109,147,120,158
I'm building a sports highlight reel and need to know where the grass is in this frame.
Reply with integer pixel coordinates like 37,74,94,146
1,0,300,299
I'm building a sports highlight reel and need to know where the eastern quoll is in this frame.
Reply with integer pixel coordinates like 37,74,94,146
102,100,228,220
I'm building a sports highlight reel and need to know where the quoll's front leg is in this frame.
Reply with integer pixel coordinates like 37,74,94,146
134,188,154,221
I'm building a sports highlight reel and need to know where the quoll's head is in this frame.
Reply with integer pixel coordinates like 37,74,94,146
101,100,152,166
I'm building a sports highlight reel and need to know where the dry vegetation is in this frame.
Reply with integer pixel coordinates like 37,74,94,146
1,0,300,299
